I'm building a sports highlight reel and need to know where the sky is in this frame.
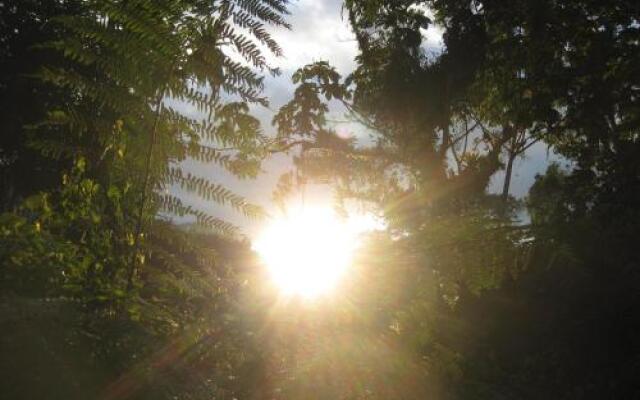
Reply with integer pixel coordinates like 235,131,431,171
180,0,559,237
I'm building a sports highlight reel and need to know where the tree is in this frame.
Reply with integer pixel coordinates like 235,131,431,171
420,1,640,396
1,1,292,398
6,0,291,299
270,4,528,396
272,0,640,397
0,0,83,209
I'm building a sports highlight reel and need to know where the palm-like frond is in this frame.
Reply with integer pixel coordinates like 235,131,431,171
38,0,289,233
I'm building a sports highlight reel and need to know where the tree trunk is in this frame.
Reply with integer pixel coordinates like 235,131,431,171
502,152,516,202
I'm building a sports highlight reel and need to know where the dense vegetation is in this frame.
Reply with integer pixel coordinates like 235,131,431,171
1,0,639,399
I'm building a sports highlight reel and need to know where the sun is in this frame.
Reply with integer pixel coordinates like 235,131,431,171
253,205,378,298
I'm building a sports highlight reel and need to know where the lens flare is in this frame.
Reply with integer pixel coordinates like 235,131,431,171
253,206,379,298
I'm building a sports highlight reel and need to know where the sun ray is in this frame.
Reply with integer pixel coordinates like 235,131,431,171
253,205,380,298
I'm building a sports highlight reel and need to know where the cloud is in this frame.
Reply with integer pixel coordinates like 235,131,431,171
267,0,358,75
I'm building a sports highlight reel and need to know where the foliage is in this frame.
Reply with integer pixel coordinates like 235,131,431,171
6,0,290,293
270,0,640,398
270,20,528,400
1,1,291,399
0,0,83,209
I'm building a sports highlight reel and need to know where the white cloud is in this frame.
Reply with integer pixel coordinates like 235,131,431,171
267,0,358,75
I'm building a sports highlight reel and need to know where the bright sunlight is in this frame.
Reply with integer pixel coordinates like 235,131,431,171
253,205,380,298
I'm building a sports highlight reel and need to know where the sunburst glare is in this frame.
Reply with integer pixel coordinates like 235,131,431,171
253,205,381,298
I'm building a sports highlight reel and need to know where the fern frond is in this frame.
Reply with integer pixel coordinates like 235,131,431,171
154,193,240,235
165,167,265,219
186,142,234,168
232,9,283,56
233,0,291,28
41,0,287,242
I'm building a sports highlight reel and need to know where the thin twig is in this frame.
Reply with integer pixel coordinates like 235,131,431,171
127,87,168,291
